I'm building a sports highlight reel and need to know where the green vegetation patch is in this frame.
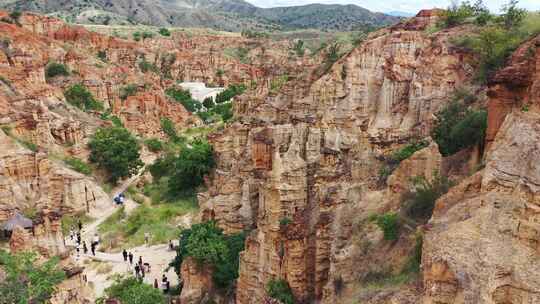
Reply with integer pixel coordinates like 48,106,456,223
64,84,103,111
266,279,295,304
98,197,197,251
97,276,165,304
45,62,69,79
170,221,246,289
64,156,92,175
0,250,66,304
88,126,143,184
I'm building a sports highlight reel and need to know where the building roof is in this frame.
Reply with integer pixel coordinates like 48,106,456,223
1,212,33,231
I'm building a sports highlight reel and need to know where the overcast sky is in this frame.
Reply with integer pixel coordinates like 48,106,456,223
244,0,540,14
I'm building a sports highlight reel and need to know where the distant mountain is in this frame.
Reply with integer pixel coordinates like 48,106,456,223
386,11,415,17
1,0,401,32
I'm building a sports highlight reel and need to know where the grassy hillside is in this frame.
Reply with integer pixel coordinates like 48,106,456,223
2,0,400,32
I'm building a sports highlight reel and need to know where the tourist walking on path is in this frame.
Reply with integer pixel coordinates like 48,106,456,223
91,242,96,256
83,242,88,254
122,249,128,262
144,232,150,245
138,256,143,266
128,252,133,265
169,240,174,251
134,264,141,278
78,220,82,231
77,232,81,245
154,278,159,289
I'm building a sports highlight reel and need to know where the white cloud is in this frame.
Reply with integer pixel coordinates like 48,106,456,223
245,0,539,14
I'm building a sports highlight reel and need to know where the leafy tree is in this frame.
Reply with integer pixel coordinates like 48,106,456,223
374,213,400,241
97,50,107,62
158,27,171,37
215,84,246,104
390,140,429,163
431,100,487,156
0,250,66,304
88,127,143,183
203,96,214,109
165,87,202,112
168,138,214,194
500,0,526,29
148,153,176,180
160,117,179,141
144,138,163,152
45,62,69,79
64,84,103,111
402,174,453,222
170,221,246,288
292,39,305,56
133,31,141,41
266,279,295,304
98,276,165,304
440,1,475,28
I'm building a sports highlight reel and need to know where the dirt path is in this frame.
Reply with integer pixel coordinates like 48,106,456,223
70,164,181,299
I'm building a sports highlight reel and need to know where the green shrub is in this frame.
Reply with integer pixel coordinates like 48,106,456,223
138,59,158,73
215,84,246,104
158,28,171,36
142,31,154,39
98,276,165,304
45,62,69,79
391,140,429,163
0,250,66,304
439,1,475,28
132,31,141,41
160,117,179,141
402,174,453,222
111,115,123,127
266,279,295,304
145,138,163,152
64,84,103,111
165,87,202,112
170,221,246,288
9,11,22,22
203,96,214,109
270,75,289,94
168,138,214,195
64,157,92,175
279,217,292,227
88,127,143,183
148,153,177,181
402,235,423,274
119,84,138,100
97,50,107,62
292,39,305,56
432,100,487,156
500,0,526,30
375,213,400,241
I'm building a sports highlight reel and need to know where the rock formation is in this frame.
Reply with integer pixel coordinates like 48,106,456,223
199,10,480,304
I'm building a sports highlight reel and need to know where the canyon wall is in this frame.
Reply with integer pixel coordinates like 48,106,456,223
199,10,480,303
422,34,540,304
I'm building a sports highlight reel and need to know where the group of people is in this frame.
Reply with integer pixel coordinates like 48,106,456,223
122,249,170,293
123,250,152,279
113,193,125,206
69,221,99,257
154,274,170,294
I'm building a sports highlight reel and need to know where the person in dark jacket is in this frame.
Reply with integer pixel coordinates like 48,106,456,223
128,252,133,264
83,241,88,254
122,249,128,262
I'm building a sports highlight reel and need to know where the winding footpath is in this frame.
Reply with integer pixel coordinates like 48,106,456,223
68,168,180,298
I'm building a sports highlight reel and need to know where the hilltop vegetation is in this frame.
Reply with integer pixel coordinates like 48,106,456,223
2,0,400,32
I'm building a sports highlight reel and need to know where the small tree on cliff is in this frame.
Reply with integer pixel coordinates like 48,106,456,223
0,250,66,304
97,276,165,304
88,127,143,183
168,138,214,195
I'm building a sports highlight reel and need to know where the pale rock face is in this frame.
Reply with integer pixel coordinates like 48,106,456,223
423,112,540,304
199,10,475,303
